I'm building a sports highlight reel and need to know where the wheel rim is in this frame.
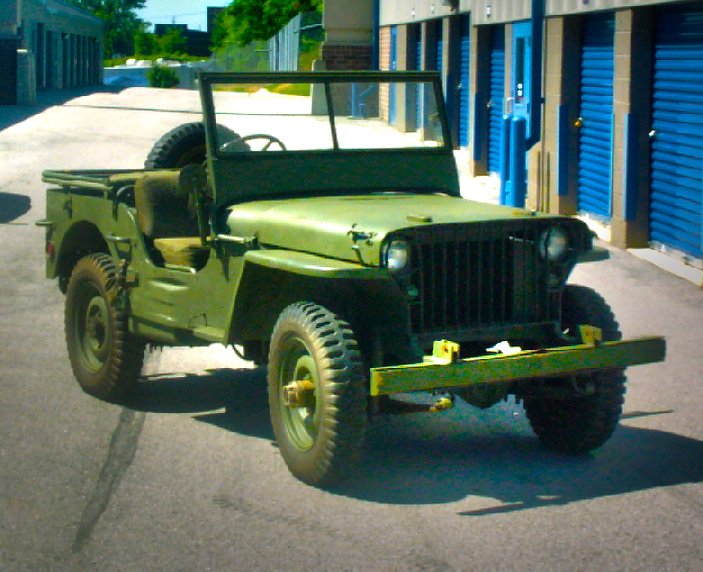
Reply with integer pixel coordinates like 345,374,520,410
75,282,110,372
277,335,320,452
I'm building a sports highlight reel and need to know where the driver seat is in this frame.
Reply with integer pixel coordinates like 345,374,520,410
134,170,210,268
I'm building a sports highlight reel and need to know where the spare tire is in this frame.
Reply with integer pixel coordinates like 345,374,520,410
145,122,242,169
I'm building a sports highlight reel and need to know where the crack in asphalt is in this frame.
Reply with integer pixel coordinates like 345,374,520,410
71,408,145,554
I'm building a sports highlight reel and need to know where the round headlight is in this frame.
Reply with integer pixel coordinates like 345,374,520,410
384,240,409,271
539,227,569,261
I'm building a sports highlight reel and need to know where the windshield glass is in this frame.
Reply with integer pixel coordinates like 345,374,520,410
208,76,447,153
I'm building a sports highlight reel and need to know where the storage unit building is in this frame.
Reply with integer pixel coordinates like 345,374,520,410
0,0,103,104
378,0,703,281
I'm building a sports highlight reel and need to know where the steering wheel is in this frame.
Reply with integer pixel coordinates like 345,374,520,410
220,134,287,152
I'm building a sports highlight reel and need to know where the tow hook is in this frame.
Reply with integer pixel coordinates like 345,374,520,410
430,395,455,413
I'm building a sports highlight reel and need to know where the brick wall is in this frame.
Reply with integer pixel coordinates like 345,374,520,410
378,26,391,121
321,43,373,70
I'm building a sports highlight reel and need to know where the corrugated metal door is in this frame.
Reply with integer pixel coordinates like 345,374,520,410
650,6,703,259
458,15,471,148
487,25,506,175
577,13,615,218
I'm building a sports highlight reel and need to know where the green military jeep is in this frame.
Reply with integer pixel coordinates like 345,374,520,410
39,71,664,486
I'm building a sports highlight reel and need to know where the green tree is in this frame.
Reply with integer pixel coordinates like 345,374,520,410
158,28,188,56
213,0,323,48
65,0,146,57
133,28,157,56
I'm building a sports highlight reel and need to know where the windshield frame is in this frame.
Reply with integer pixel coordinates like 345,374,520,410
198,71,459,206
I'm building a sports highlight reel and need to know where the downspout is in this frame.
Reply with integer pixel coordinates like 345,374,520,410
525,0,544,149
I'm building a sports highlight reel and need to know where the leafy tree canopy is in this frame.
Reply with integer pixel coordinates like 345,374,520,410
65,0,146,57
213,0,323,48
134,28,188,58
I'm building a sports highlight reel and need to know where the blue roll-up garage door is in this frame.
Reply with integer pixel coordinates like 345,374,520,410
650,6,703,259
577,13,615,218
458,15,471,148
487,25,505,175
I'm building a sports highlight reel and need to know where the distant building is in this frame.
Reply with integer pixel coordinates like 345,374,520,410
207,7,226,35
0,0,103,104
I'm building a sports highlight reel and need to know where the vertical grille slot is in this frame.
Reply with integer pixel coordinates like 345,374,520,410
398,221,555,335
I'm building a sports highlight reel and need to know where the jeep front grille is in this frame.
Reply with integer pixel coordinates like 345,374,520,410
391,221,562,339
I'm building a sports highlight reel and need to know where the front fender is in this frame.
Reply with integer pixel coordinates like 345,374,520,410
228,249,406,349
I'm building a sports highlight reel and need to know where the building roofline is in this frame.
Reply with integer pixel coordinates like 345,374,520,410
37,0,105,26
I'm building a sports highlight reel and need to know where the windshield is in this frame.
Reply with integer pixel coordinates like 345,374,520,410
198,72,460,205
203,73,448,154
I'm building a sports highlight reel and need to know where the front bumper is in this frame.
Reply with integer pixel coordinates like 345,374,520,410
370,335,666,396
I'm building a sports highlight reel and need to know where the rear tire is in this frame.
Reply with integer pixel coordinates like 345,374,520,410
268,302,366,487
65,254,145,401
523,285,626,454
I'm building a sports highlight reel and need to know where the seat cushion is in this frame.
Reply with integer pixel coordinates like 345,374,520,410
153,237,210,268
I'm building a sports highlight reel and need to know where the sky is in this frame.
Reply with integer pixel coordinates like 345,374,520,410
136,0,231,32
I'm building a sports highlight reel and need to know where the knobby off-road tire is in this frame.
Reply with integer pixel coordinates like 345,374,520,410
65,253,145,401
523,285,626,454
268,302,366,487
145,122,241,169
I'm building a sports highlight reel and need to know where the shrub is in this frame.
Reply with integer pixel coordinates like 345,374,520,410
147,64,179,88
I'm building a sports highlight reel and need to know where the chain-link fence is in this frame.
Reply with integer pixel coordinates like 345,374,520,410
204,41,271,73
207,11,322,73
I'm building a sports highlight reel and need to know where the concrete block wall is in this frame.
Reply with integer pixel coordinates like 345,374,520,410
609,8,653,249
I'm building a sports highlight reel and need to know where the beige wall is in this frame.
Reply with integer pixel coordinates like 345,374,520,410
381,0,684,27
325,0,374,43
546,0,678,16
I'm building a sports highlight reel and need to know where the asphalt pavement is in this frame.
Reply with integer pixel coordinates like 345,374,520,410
0,86,701,572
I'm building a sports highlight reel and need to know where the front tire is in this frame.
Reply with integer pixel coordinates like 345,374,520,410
523,285,626,454
65,254,145,401
268,303,366,487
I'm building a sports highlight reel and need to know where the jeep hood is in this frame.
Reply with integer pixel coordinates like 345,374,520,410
224,194,556,266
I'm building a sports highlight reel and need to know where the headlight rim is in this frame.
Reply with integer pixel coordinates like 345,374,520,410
383,238,410,272
539,226,570,262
